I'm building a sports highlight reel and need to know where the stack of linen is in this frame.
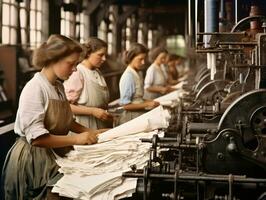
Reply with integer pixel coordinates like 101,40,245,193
53,88,185,199
53,131,161,199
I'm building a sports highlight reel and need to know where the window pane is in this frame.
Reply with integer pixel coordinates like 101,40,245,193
61,8,65,18
80,13,84,23
37,12,42,30
20,9,27,28
126,27,130,37
2,26,10,44
10,5,17,26
65,21,70,36
20,1,26,8
80,25,84,36
30,0,36,10
108,32,112,43
37,31,41,44
3,0,10,3
66,12,70,20
2,4,10,25
10,28,16,44
30,11,36,29
108,44,112,55
61,20,65,35
30,30,36,44
37,0,42,11
21,29,27,44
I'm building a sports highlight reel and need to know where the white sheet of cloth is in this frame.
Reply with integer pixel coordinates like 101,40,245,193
53,131,161,199
98,105,170,143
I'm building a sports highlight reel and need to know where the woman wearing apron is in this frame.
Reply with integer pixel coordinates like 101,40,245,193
1,35,101,200
144,47,175,99
64,37,113,129
119,43,160,124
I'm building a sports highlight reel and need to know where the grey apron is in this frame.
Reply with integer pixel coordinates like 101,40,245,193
75,65,111,129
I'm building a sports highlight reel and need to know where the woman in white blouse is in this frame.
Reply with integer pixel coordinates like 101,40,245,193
144,47,175,99
1,35,102,199
64,37,113,129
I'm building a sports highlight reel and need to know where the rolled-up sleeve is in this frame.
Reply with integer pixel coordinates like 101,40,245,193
144,66,155,89
64,71,84,104
14,83,49,144
119,72,135,105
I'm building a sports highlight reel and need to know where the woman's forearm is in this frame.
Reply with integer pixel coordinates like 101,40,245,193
31,134,78,148
70,120,94,133
146,86,165,93
123,102,147,111
70,104,94,116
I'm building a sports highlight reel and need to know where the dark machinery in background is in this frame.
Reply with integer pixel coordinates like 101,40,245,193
122,6,266,200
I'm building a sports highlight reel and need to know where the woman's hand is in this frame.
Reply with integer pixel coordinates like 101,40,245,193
92,108,113,121
75,131,98,145
166,86,176,93
144,100,160,110
159,87,168,94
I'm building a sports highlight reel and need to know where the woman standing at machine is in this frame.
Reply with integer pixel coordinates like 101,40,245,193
144,47,175,99
1,35,102,199
64,37,113,129
119,43,160,124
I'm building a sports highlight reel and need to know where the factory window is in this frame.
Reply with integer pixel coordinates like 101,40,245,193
61,0,75,39
107,9,115,55
76,12,85,43
1,0,17,44
147,30,153,49
29,0,43,48
19,1,27,45
166,35,186,57
137,23,144,44
125,18,131,50
98,20,107,42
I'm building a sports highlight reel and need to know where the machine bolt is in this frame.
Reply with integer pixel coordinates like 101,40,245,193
217,152,225,160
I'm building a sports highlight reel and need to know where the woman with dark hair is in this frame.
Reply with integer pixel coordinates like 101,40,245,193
144,47,175,99
119,43,159,124
1,34,102,199
64,37,113,129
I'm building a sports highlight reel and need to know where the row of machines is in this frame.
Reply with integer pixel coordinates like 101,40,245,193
122,16,266,200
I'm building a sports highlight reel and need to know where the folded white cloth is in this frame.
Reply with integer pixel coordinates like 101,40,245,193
53,131,162,199
98,105,170,143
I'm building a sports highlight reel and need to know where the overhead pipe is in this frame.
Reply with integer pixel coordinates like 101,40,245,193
195,0,198,47
204,0,219,80
219,0,226,32
204,0,219,47
235,0,238,24
188,0,193,47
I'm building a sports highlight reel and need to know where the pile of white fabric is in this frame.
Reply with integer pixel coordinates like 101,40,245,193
53,89,184,199
53,131,160,199
98,105,170,143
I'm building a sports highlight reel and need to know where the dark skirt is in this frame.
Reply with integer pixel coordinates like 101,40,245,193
1,137,60,200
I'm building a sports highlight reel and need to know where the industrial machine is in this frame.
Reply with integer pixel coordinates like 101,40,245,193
122,14,266,200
